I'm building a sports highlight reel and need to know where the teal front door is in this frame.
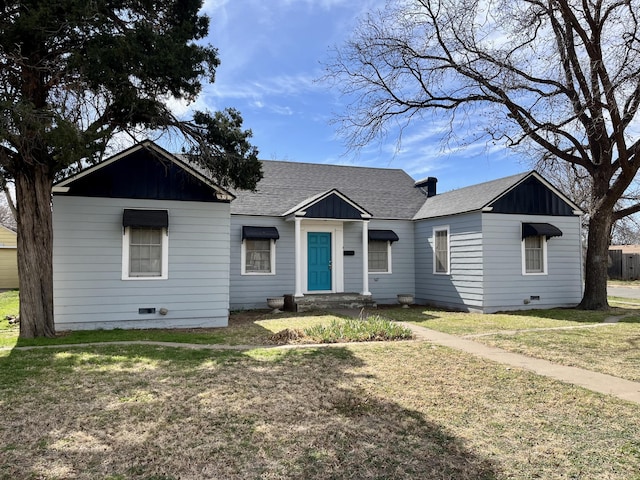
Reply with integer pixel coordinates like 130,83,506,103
308,232,332,291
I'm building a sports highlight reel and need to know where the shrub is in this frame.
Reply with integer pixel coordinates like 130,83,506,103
303,315,413,343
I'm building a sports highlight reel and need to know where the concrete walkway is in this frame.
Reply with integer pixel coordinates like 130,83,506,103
400,321,640,405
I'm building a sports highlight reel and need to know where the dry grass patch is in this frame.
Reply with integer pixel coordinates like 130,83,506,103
0,311,349,349
380,304,640,335
380,304,640,383
474,321,640,382
1,343,640,479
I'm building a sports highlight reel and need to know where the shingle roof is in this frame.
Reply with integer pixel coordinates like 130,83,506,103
230,160,428,220
412,172,531,220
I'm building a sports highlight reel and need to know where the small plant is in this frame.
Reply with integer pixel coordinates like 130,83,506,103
303,315,413,343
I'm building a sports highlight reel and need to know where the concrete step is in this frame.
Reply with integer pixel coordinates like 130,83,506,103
284,293,376,312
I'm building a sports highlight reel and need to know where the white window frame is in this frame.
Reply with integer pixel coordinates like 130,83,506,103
522,235,548,275
241,238,276,275
368,240,392,274
122,226,169,280
433,226,450,275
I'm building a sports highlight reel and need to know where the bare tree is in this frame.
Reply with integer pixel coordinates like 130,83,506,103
325,0,640,309
0,197,16,231
611,215,640,245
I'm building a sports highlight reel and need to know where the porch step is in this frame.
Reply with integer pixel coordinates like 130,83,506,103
284,293,377,313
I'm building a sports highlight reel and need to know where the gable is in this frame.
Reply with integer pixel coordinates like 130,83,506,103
304,192,367,219
54,144,231,203
488,176,576,216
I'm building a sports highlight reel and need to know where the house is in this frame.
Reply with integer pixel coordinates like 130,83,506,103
52,141,584,330
52,142,234,330
0,224,18,289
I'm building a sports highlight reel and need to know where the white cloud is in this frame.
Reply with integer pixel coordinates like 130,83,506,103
206,72,322,101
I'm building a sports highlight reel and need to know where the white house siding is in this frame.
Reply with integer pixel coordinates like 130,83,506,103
367,220,415,303
230,217,415,308
343,220,415,301
229,216,295,309
342,222,363,293
482,213,583,312
53,196,231,330
414,213,484,311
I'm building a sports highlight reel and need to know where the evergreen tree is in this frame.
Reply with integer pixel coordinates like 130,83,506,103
0,0,262,337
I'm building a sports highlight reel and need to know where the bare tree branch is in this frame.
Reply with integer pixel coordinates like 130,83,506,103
325,0,640,309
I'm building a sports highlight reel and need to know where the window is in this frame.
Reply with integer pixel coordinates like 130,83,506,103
433,227,450,274
368,240,391,273
523,235,547,274
241,226,279,275
122,226,169,280
243,239,275,274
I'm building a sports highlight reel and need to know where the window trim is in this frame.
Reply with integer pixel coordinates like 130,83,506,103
241,238,276,275
122,226,169,280
368,240,392,274
522,235,548,275
433,226,450,275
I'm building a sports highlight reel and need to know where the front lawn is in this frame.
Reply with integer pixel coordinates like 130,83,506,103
472,321,640,382
0,302,410,349
386,305,640,383
380,304,626,335
1,342,639,479
2,293,640,477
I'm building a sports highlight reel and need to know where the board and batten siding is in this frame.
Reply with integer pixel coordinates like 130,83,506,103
0,225,18,289
229,215,294,309
414,213,484,311
482,213,583,312
53,196,231,330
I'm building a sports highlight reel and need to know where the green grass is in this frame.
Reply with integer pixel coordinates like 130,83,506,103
609,296,640,306
0,290,19,324
0,291,19,349
0,309,362,349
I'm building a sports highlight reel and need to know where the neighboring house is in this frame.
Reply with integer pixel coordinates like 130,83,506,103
0,224,18,289
52,141,584,330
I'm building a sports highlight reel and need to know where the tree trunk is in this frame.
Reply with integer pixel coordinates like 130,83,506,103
579,209,613,310
16,164,56,338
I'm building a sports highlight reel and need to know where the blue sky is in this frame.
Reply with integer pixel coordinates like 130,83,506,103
189,0,530,193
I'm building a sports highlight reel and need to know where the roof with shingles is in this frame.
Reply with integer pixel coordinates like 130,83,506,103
230,160,428,220
412,172,532,220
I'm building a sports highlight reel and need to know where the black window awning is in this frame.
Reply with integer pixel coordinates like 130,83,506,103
123,209,168,228
368,229,399,243
522,222,562,239
242,226,280,241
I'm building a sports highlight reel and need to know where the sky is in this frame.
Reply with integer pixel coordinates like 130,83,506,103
181,0,532,193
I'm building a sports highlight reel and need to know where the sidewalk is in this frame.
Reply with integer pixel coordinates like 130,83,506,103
401,321,640,404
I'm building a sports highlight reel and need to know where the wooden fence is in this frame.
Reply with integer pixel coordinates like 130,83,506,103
608,249,640,280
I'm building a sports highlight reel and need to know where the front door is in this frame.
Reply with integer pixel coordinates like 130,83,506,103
307,232,332,291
